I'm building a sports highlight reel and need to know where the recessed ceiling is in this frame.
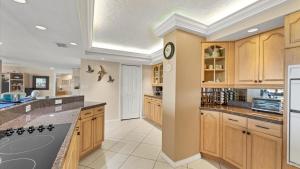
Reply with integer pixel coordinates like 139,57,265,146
92,0,259,54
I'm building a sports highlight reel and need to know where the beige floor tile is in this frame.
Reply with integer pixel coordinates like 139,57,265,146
131,143,161,160
120,156,155,169
80,149,105,166
156,152,167,163
122,131,147,142
109,141,139,155
142,132,162,146
153,162,188,169
188,159,220,169
88,151,128,169
78,165,86,169
102,139,119,150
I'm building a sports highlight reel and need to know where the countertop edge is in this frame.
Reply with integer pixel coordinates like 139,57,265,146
200,107,283,125
144,94,162,99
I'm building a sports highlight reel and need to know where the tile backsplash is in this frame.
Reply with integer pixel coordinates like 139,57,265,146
201,88,284,108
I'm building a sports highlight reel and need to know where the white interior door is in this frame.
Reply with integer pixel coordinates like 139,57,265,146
121,65,141,120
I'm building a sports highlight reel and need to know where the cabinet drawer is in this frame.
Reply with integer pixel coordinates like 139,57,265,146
248,119,282,138
93,106,104,115
223,113,247,128
80,109,94,119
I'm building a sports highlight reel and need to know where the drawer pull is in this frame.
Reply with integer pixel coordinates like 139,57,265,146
228,118,238,122
242,131,246,134
77,132,80,135
256,125,270,130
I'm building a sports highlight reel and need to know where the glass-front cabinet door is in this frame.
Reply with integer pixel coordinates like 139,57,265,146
201,42,229,86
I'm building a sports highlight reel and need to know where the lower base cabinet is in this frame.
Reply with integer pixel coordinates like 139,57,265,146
223,123,247,169
200,110,283,169
62,123,80,169
62,106,105,169
144,96,162,125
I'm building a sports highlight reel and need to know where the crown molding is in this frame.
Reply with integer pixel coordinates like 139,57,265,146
154,0,288,37
154,13,208,38
207,0,288,34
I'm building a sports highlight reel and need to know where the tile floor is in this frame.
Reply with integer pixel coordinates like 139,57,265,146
79,119,231,169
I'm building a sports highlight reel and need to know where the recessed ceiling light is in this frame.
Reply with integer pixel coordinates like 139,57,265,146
70,42,78,46
13,0,26,4
0,42,3,45
247,28,258,33
35,25,47,30
49,67,55,70
101,58,105,60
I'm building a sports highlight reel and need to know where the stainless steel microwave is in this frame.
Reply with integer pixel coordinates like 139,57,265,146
252,98,282,114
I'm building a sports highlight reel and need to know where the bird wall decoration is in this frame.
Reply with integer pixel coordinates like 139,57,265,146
107,75,115,83
86,65,94,73
97,65,107,81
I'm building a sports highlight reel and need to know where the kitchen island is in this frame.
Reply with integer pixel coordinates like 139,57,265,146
0,96,106,169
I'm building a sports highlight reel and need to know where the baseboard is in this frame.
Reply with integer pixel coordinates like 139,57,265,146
161,152,202,167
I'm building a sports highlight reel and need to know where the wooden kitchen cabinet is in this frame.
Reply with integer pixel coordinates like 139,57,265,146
79,106,105,158
80,116,94,157
62,123,80,169
93,113,104,148
200,110,221,157
247,130,282,169
285,11,300,48
223,123,247,169
201,42,235,87
235,28,284,87
235,35,260,85
259,28,284,85
144,96,162,126
152,63,163,86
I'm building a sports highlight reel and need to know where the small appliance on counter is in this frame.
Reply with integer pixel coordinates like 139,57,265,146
251,97,282,114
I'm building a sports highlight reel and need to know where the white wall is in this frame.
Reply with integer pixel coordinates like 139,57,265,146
80,59,120,120
2,64,56,96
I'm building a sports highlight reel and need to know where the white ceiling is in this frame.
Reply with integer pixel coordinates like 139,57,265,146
0,0,298,72
92,0,258,54
0,0,83,72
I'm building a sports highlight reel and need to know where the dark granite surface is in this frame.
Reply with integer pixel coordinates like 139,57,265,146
144,94,162,99
200,105,283,124
0,99,105,169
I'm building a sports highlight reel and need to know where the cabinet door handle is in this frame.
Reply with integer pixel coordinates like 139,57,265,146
247,132,251,135
258,80,263,83
254,80,258,83
77,132,80,135
256,125,270,130
201,113,204,115
228,118,238,122
242,131,246,134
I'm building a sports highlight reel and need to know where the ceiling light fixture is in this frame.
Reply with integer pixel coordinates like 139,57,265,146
70,42,78,46
0,42,3,45
247,28,259,33
49,67,55,70
13,0,27,4
35,25,47,30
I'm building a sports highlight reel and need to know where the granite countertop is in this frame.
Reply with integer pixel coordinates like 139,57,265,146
200,105,283,124
0,101,106,169
144,94,162,99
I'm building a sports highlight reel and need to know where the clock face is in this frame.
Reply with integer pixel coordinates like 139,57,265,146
164,42,175,60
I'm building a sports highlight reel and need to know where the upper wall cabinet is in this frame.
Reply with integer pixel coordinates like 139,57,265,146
152,63,163,86
259,28,284,85
235,36,260,85
285,11,300,48
235,28,284,87
201,42,234,87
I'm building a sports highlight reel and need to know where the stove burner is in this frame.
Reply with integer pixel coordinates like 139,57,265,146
47,124,54,131
0,158,36,169
0,135,55,155
5,129,14,137
16,127,25,135
37,125,45,132
27,126,35,134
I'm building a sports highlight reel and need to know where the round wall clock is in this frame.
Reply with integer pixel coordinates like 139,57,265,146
164,42,175,60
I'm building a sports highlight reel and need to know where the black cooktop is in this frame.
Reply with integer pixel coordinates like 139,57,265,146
0,123,71,169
